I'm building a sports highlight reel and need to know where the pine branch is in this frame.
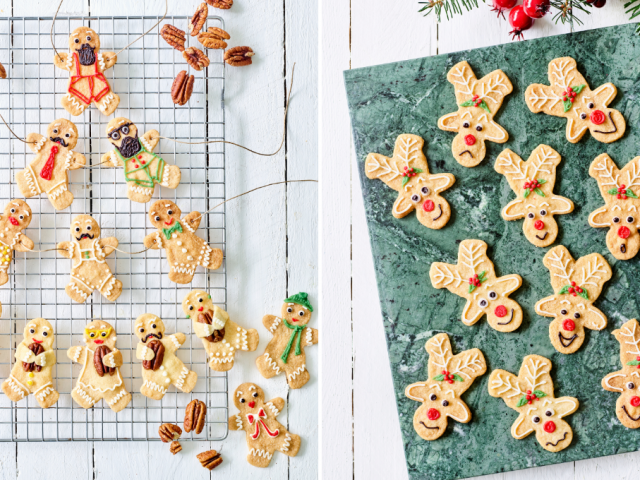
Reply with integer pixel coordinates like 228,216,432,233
418,0,485,21
550,0,591,26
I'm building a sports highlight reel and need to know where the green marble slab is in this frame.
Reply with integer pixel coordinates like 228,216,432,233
345,23,640,480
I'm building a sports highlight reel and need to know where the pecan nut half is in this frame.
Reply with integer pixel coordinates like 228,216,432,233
171,71,195,106
93,345,115,377
189,3,208,36
160,24,186,52
206,0,232,9
170,441,182,454
159,423,182,443
197,27,230,49
23,343,44,372
224,46,255,67
197,450,223,470
183,47,210,71
184,399,207,434
142,339,165,371
198,311,224,342
0,63,7,79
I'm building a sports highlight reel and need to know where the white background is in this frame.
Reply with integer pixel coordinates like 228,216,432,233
321,0,640,479
0,0,317,478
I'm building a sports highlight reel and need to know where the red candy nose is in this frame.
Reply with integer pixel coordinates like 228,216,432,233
94,340,103,344
198,307,203,312
590,110,606,125
423,200,435,212
464,134,476,146
494,305,507,318
562,319,575,331
426,408,440,420
8,217,18,226
618,226,631,239
248,401,255,409
534,220,545,231
631,396,640,407
543,421,556,433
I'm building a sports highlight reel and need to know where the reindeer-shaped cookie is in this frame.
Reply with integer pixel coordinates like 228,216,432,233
16,119,86,210
438,61,513,167
535,246,611,354
488,355,578,452
429,239,523,332
495,145,574,247
405,333,486,440
589,154,640,260
365,134,455,229
0,200,33,286
602,319,640,429
53,27,120,116
229,382,301,468
525,57,625,144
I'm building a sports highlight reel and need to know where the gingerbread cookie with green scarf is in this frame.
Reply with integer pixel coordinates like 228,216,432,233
256,292,318,389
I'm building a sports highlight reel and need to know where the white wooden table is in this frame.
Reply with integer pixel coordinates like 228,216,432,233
0,0,317,478
321,1,640,479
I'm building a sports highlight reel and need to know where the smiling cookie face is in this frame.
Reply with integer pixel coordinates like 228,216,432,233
83,320,116,349
511,398,577,452
149,200,181,229
70,215,100,246
182,289,212,315
3,199,32,231
106,117,140,158
233,382,265,412
134,314,165,343
281,302,312,327
47,119,78,149
23,318,54,349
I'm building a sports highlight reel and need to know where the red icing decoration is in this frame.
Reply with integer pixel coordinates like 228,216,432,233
40,145,59,181
631,396,640,407
618,226,631,239
402,166,418,178
68,53,110,104
248,401,255,409
534,220,545,230
8,217,18,226
543,420,556,433
562,319,575,331
423,200,435,212
138,155,143,159
141,160,146,165
590,110,606,125
427,408,440,420
464,134,476,146
494,305,507,317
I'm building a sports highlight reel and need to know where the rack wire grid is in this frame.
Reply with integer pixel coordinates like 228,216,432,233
0,15,228,441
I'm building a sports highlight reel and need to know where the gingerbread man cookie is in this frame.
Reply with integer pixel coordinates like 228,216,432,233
405,333,486,441
488,355,578,452
143,200,223,284
134,313,198,400
101,118,181,203
0,200,33,286
229,382,301,468
535,245,611,354
438,61,513,167
181,290,259,371
53,27,120,116
256,292,318,389
429,239,523,332
57,215,122,303
525,57,625,143
365,134,455,229
602,319,640,428
588,153,640,260
16,119,86,210
68,320,131,412
495,145,574,247
1,318,59,409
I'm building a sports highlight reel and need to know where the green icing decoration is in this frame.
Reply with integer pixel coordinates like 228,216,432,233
516,390,547,407
626,360,640,366
468,270,487,293
607,187,638,198
280,319,305,363
284,291,314,312
453,373,464,382
460,98,490,113
401,168,424,187
434,374,445,381
534,188,545,197
562,84,586,112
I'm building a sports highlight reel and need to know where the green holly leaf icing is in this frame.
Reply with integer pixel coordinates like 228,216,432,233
468,284,476,294
433,374,445,381
627,189,639,199
578,290,589,300
538,179,547,184
460,100,474,107
573,84,586,94
402,176,410,187
478,271,487,282
479,100,491,114
562,85,586,112
626,360,640,366
516,397,528,408
608,188,619,195
452,374,464,382
459,99,491,113
534,188,545,197
558,285,569,295
533,390,547,398
523,189,530,199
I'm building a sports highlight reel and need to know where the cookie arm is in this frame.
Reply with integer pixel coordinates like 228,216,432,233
101,150,123,168
13,234,34,253
100,52,118,71
25,133,45,153
52,52,69,71
136,342,156,361
68,152,87,170
67,346,85,363
143,232,162,250
141,130,160,152
194,322,215,339
228,413,243,431
183,211,202,231
56,241,74,259
305,327,319,346
267,397,286,416
15,343,34,363
167,333,186,353
102,349,123,368
99,237,119,256
262,315,280,331
35,350,56,368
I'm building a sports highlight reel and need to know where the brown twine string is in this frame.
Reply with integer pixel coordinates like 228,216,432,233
0,113,34,144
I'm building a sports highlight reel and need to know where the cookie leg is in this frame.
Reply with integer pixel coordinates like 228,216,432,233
286,364,310,389
160,164,181,189
168,267,195,285
61,92,87,116
47,187,74,211
209,353,235,372
1,375,29,402
127,183,154,203
35,383,59,409
256,352,281,380
15,170,39,198
0,268,9,287
65,278,92,303
72,385,98,409
247,447,276,468
200,245,224,271
174,367,198,393
280,432,301,457
96,92,120,116
99,275,122,302
104,386,131,412
141,378,167,400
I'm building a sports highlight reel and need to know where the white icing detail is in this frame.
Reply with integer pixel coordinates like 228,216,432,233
477,73,509,104
34,137,46,153
450,64,474,95
72,346,81,362
554,397,578,418
618,321,640,356
183,221,195,233
155,231,163,248
270,317,282,333
592,155,620,189
65,53,73,69
249,448,273,460
431,264,462,288
566,119,588,141
546,248,574,283
47,182,68,200
405,384,425,402
100,93,115,112
265,401,279,416
263,352,281,374
511,414,534,439
107,389,127,406
502,199,524,219
549,196,573,214
170,335,181,349
142,380,167,395
430,174,453,193
305,327,313,346
235,413,243,429
483,121,506,141
140,136,153,152
592,83,616,105
447,401,470,422
589,207,610,227
580,258,607,287
550,58,576,89
288,364,306,382
535,297,554,316
25,165,42,195
175,366,188,389
64,150,73,171
130,185,154,195
527,87,562,109
460,111,471,119
161,166,170,187
491,373,525,398
427,335,450,369
65,92,86,111
170,265,196,275
7,375,27,398
449,351,484,380
99,275,116,298
438,111,459,130
35,383,54,401
210,356,234,365
613,205,621,211
604,373,625,392
281,433,292,452
75,386,95,405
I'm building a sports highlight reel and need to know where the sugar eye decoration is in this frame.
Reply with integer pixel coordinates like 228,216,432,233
628,382,635,390
298,310,305,316
627,216,635,223
75,227,80,232
74,38,80,44
42,331,48,337
167,210,173,215
154,216,160,222
151,324,157,329
86,225,92,231
574,312,581,319
613,217,620,224
539,210,547,216
89,332,96,338
527,213,534,219
10,208,15,214
545,409,554,417
442,400,449,407
462,121,470,128
198,298,203,303
478,298,488,308
110,131,120,140
429,394,437,401
86,36,91,41
53,129,58,134
475,125,483,132
65,133,70,138
240,398,245,403
580,113,587,120
139,328,145,333
189,305,194,311
122,126,129,135
532,415,541,424
421,187,429,195
101,331,107,337
410,194,421,203
560,309,567,315
252,392,258,398
588,102,594,109
287,307,293,313
29,328,35,334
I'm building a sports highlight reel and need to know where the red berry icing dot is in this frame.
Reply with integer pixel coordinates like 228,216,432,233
618,226,631,239
464,134,476,146
562,319,575,331
423,200,435,212
543,421,556,433
590,110,606,125
631,396,640,407
534,220,545,230
427,408,440,420
494,305,507,318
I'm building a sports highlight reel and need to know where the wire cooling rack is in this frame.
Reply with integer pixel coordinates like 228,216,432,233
0,15,228,441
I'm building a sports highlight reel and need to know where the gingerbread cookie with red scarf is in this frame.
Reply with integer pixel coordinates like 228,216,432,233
53,27,120,116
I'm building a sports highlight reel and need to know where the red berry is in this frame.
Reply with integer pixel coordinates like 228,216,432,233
593,0,606,7
509,5,534,40
494,0,518,7
523,0,550,18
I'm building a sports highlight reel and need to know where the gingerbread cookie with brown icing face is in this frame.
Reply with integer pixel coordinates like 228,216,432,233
0,200,33,286
53,26,120,116
134,313,198,400
1,318,59,409
68,320,131,412
181,290,259,371
143,200,223,284
16,119,86,210
57,215,122,303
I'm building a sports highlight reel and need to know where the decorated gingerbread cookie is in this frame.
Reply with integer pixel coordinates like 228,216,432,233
228,382,301,468
602,319,640,428
488,355,578,452
535,246,611,354
364,134,455,229
53,27,120,116
0,200,33,286
1,318,59,409
256,292,318,389
143,200,224,284
16,119,86,210
57,215,122,303
101,118,181,203
68,320,131,412
429,239,523,332
405,333,486,441
525,57,625,143
181,290,259,371
494,145,574,247
589,153,640,260
438,61,513,167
